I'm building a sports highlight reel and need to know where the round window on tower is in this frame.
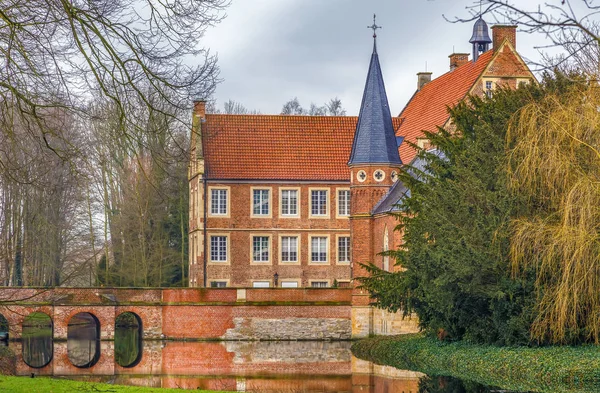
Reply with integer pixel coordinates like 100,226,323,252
391,171,398,182
374,169,385,182
357,170,367,182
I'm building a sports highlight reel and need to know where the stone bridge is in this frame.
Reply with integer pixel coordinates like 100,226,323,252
0,287,354,341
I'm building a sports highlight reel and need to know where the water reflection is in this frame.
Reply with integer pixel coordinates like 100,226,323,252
22,312,52,368
67,312,100,368
114,312,142,368
9,339,567,392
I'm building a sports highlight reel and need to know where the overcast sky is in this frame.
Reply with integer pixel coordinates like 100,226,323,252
201,0,577,115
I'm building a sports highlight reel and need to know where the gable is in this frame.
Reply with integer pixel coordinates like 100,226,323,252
483,42,531,78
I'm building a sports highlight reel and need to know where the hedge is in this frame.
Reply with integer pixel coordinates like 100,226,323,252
351,334,600,393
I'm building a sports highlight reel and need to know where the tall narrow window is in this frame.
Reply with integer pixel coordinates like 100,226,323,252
383,227,390,272
338,190,350,216
210,236,227,262
311,190,328,216
281,236,298,262
253,236,270,262
311,237,328,263
485,80,493,98
281,190,298,216
338,236,350,263
211,189,227,215
253,189,270,215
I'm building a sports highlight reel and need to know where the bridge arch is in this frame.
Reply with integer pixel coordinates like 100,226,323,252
22,312,53,368
0,312,8,340
115,311,143,368
67,312,100,368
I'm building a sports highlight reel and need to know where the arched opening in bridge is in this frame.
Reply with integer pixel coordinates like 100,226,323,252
0,313,9,342
67,312,100,368
22,312,53,368
115,312,142,368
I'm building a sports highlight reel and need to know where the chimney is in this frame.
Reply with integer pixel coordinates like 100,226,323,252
417,72,432,91
449,53,469,71
193,100,206,120
492,25,517,51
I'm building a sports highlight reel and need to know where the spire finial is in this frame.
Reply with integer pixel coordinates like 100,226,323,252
367,14,381,38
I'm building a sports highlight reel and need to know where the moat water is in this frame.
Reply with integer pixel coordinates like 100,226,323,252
1,319,571,392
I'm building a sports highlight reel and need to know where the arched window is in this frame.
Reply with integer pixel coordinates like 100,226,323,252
383,226,390,272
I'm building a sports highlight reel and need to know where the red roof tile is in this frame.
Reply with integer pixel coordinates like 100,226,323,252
397,50,494,163
202,115,403,181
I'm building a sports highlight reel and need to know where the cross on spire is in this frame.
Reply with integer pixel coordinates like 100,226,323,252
367,14,381,38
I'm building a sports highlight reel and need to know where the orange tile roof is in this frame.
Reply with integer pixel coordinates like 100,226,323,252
202,114,403,181
397,50,494,163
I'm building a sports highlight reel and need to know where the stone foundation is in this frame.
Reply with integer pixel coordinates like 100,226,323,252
222,317,351,340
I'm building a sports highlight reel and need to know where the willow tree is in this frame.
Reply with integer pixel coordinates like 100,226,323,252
507,82,600,344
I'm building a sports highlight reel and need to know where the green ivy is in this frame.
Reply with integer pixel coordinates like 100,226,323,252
352,335,600,393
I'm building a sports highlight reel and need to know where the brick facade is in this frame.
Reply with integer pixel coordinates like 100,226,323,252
190,181,352,288
187,23,534,339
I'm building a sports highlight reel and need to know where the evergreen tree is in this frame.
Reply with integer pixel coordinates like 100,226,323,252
359,74,578,345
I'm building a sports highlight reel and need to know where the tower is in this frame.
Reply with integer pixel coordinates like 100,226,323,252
349,16,402,337
469,17,492,62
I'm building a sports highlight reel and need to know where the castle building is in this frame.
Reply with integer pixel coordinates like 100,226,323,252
188,20,534,296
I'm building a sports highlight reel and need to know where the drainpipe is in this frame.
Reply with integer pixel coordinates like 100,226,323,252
203,175,208,288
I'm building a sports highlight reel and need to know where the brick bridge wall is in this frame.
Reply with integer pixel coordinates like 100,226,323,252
0,287,352,341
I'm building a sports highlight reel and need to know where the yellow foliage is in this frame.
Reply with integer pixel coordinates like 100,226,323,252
507,85,600,344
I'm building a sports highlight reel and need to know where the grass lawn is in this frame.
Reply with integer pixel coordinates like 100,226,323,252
352,334,600,393
0,375,233,393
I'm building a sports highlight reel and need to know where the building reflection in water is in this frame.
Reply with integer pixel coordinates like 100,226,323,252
13,339,424,392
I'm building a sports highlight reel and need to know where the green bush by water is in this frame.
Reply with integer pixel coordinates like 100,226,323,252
352,334,600,393
0,376,233,393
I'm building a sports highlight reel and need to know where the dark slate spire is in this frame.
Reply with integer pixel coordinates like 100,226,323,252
348,19,402,166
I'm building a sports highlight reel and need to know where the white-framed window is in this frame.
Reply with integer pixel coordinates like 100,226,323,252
281,281,299,288
311,281,329,288
252,236,270,262
210,189,228,215
210,281,227,288
252,281,270,288
311,190,328,216
281,236,299,263
281,189,298,216
485,80,494,98
210,236,227,262
253,189,270,215
338,190,350,217
311,236,328,263
338,236,350,264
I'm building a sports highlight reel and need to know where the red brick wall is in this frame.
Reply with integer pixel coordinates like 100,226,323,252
492,25,517,51
192,181,352,287
0,288,352,340
350,165,400,306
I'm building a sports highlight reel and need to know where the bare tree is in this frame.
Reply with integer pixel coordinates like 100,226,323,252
308,103,327,116
281,97,347,116
326,97,347,116
0,0,229,163
281,97,305,115
450,1,600,74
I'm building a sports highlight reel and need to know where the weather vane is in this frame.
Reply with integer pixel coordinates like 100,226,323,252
367,14,381,38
